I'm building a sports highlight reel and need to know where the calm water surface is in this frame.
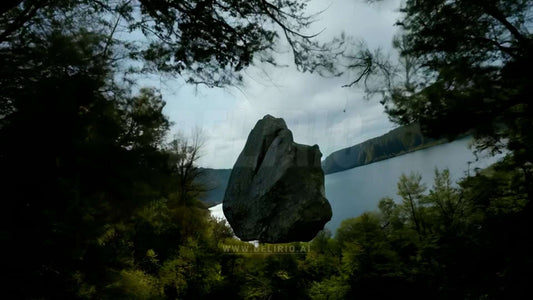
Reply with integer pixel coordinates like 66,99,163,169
324,137,503,231
210,137,504,234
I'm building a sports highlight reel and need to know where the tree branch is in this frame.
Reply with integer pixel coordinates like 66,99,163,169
259,0,320,39
484,5,526,44
342,67,370,88
0,0,23,17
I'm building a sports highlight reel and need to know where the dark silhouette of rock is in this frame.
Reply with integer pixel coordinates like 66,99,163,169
223,115,332,243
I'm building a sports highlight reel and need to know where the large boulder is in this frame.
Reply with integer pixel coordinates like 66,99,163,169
223,115,332,243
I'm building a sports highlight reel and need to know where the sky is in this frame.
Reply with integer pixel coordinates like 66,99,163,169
143,0,402,169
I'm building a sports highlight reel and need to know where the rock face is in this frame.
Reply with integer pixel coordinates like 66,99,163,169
223,115,332,243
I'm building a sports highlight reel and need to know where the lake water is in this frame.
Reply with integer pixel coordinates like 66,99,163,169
210,137,504,234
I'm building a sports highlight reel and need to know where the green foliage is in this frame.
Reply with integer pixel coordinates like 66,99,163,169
397,172,427,234
308,275,349,300
2,1,532,299
347,0,533,167
158,239,224,298
229,166,527,300
0,0,343,87
390,0,533,151
335,2,533,294
107,269,161,299
0,7,222,296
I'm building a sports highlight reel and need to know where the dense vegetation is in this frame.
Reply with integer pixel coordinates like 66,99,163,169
210,164,531,299
1,0,532,299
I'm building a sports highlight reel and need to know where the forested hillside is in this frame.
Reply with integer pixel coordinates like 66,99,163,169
322,123,444,174
2,0,532,299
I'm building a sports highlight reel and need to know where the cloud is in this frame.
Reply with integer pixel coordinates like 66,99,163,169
158,0,401,169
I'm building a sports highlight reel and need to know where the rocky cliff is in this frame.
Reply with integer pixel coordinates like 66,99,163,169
222,115,332,243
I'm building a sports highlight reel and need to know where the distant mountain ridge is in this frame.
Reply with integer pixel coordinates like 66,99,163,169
321,123,444,174
198,124,446,206
195,168,232,207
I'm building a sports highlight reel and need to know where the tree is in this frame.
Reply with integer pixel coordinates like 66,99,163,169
0,1,348,299
347,1,532,162
0,22,185,297
353,4,533,296
335,213,413,299
167,128,206,205
423,169,465,229
121,88,170,150
397,172,427,235
0,0,343,87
